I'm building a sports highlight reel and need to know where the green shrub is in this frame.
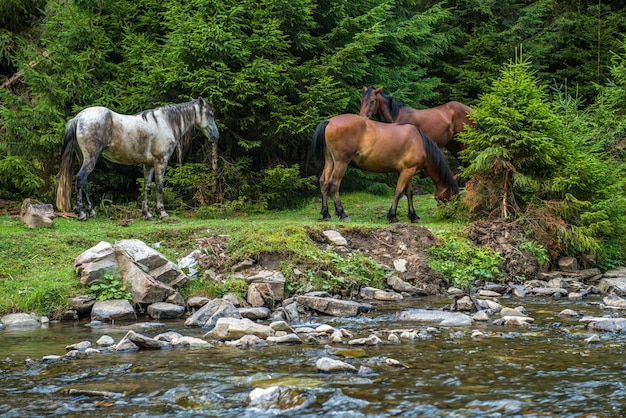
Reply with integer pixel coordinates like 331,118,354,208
427,233,504,290
88,272,133,301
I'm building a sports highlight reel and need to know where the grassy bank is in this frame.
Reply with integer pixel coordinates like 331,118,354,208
0,192,463,317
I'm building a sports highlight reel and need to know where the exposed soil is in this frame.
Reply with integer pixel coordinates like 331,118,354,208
191,221,540,296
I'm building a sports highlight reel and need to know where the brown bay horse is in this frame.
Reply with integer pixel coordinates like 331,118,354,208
359,86,475,164
312,114,459,223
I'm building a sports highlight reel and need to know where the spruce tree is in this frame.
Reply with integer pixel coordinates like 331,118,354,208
459,57,563,219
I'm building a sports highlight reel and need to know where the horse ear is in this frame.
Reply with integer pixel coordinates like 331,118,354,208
374,86,384,94
362,86,368,92
198,97,205,104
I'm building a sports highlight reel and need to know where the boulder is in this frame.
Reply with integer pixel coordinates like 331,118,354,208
147,302,185,319
184,298,241,328
20,199,54,228
597,276,626,296
395,309,472,327
90,299,137,322
205,317,274,340
296,295,374,317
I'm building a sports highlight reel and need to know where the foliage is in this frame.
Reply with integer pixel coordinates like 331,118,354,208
165,163,217,208
459,57,564,219
88,272,133,301
427,233,504,290
257,164,317,210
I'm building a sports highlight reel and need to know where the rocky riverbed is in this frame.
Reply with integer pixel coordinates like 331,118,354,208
2,223,626,415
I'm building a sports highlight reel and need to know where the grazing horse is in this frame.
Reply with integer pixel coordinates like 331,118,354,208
312,114,458,223
56,98,219,221
359,86,475,163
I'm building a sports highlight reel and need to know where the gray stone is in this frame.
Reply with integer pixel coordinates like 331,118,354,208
0,313,40,328
322,230,347,246
205,317,274,341
90,299,137,322
239,307,271,320
123,330,168,349
597,276,626,296
266,333,302,344
184,298,241,328
296,295,374,317
316,357,357,373
20,199,54,228
147,302,185,319
602,294,626,309
395,309,472,327
387,275,427,295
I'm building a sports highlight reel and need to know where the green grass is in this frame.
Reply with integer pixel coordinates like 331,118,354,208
0,191,467,317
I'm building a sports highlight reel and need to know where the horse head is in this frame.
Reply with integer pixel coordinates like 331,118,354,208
359,86,384,119
195,97,220,142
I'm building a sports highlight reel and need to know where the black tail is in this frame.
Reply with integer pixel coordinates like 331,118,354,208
311,120,329,161
419,130,459,196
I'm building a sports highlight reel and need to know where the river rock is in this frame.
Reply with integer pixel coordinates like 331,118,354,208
246,270,286,303
123,330,168,349
115,239,188,287
316,357,357,373
395,309,472,327
247,282,276,308
348,334,383,346
582,317,626,333
185,298,241,328
239,307,271,320
270,320,294,333
205,317,274,341
90,299,137,322
147,302,185,319
296,295,374,317
266,333,302,344
558,256,579,272
322,230,347,246
247,386,311,413
74,242,119,286
597,275,626,296
387,275,427,295
496,316,534,327
530,287,568,297
97,335,115,347
69,295,96,317
602,294,626,309
20,198,54,228
499,307,526,317
359,286,403,301
0,313,40,328
187,296,210,310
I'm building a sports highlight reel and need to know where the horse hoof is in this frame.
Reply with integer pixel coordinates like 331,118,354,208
89,210,96,218
77,213,88,221
143,213,153,221
340,216,350,222
159,212,169,219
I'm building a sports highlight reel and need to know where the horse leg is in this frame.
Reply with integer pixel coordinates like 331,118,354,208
319,156,335,221
405,181,420,223
328,160,350,222
74,158,97,221
388,170,415,223
142,165,155,220
153,160,169,219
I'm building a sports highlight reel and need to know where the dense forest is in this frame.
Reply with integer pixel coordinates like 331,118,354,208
1,0,625,267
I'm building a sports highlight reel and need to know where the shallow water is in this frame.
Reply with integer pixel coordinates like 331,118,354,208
1,296,625,417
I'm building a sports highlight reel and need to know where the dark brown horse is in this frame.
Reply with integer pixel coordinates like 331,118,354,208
359,86,475,163
312,114,459,223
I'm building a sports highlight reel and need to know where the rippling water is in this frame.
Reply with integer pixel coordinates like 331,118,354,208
1,296,625,417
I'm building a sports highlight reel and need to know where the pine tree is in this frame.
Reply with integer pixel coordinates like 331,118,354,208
459,57,563,219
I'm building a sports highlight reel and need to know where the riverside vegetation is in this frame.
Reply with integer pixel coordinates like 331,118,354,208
0,191,498,318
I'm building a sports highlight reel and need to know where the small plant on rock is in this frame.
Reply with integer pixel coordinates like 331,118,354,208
88,272,133,301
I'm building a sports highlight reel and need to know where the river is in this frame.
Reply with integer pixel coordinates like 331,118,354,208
1,295,625,417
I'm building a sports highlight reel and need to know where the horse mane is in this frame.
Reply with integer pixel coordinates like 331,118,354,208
379,93,405,120
419,130,459,195
139,100,200,164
